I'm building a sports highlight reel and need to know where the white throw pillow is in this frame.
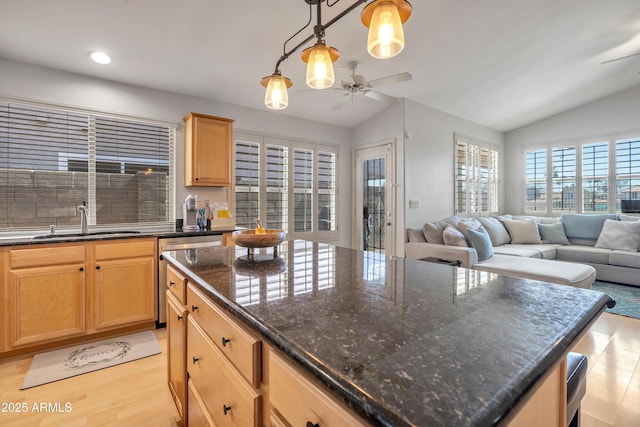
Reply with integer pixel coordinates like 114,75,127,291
478,217,511,246
457,218,482,235
503,219,543,244
595,219,640,252
443,225,468,247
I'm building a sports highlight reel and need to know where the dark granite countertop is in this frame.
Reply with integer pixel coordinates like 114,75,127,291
0,228,235,247
163,240,612,427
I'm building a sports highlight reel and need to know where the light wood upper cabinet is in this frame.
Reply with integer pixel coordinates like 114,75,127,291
184,112,234,187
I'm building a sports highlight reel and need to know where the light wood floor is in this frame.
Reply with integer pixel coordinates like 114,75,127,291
0,313,638,427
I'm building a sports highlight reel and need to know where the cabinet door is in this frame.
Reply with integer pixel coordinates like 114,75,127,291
184,113,234,186
167,290,187,422
7,264,86,347
94,256,156,330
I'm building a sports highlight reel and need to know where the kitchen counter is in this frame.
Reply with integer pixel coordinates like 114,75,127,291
163,240,612,426
0,228,235,247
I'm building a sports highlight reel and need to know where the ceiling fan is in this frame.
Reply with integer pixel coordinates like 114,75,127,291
332,61,412,109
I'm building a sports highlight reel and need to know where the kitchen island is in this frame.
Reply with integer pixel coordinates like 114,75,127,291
163,240,612,426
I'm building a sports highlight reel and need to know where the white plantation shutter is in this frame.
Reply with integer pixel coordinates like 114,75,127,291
234,134,338,240
266,144,288,231
455,135,500,214
234,141,260,229
524,148,548,213
582,142,609,213
616,138,640,212
0,101,174,231
293,147,313,233
551,146,576,213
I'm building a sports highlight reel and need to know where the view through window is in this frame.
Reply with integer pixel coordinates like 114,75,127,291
524,136,640,214
0,101,175,231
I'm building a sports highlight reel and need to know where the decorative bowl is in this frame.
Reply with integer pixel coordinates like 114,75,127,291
232,229,286,249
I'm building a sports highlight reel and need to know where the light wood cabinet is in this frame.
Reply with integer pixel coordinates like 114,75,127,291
184,112,234,187
6,245,87,348
2,238,157,356
167,290,187,422
269,349,367,427
93,239,157,330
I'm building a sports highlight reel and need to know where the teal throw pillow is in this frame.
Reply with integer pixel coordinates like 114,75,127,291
538,222,571,244
466,226,494,261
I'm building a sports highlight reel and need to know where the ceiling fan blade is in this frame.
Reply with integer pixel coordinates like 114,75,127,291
366,72,412,88
601,51,640,64
364,90,396,103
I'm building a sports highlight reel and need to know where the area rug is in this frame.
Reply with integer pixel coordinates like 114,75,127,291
20,330,161,390
592,281,640,320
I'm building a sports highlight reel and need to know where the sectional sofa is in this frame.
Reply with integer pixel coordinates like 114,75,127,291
405,213,640,288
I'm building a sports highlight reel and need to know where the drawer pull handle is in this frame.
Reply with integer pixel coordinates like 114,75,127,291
191,305,198,312
221,337,231,347
96,265,101,270
223,405,231,415
169,280,175,286
177,314,183,321
306,423,319,427
79,267,84,271
192,356,199,364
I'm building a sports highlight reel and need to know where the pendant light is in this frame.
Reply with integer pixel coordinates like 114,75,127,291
361,0,412,59
261,0,412,110
261,71,293,110
301,40,339,89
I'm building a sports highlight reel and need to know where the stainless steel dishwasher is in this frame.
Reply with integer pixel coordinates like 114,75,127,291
157,234,223,325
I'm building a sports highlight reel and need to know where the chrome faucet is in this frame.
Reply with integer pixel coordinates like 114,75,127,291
77,202,88,234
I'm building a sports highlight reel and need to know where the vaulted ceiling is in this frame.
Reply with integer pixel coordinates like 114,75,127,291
1,0,639,131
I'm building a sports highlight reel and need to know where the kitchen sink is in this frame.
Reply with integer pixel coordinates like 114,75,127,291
32,230,141,239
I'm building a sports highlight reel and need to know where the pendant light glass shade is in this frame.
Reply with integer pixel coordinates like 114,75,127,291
261,73,292,110
301,42,339,89
362,0,412,59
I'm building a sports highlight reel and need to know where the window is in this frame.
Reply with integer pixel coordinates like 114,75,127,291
522,134,640,214
234,132,338,240
455,135,500,214
551,146,576,213
524,149,547,213
616,138,640,212
582,142,608,213
0,101,175,231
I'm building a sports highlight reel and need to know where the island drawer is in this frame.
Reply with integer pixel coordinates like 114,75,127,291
187,378,215,427
269,350,366,427
187,283,261,387
187,317,262,427
166,264,186,304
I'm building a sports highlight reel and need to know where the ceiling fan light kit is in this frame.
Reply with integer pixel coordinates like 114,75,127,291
262,0,412,110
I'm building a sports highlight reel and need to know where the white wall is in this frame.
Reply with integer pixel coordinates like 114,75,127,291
402,99,504,226
0,59,353,247
504,84,640,214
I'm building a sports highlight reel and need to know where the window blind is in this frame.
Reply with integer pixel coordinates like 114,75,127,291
235,141,260,229
551,146,576,213
0,101,174,231
582,142,609,213
616,138,640,212
293,148,313,233
317,151,336,231
524,149,547,213
266,144,288,231
455,137,500,214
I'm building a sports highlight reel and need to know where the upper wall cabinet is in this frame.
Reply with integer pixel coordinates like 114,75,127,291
184,112,235,187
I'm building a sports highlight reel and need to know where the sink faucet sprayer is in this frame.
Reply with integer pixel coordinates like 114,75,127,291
77,202,88,235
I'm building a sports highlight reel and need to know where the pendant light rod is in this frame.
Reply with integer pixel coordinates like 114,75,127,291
270,0,368,74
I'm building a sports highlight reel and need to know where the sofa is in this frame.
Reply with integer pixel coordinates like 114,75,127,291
405,213,640,288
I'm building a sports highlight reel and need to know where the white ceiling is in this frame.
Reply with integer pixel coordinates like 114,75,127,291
1,0,640,132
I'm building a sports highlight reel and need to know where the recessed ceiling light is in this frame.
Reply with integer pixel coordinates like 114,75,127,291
89,50,111,64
